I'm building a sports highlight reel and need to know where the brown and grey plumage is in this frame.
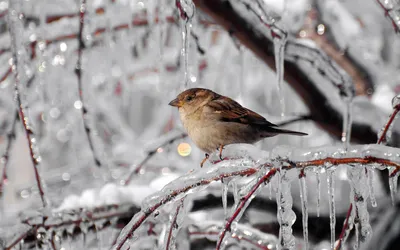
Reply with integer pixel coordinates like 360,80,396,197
169,88,307,166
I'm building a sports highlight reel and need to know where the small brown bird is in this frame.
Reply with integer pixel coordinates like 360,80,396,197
169,88,307,167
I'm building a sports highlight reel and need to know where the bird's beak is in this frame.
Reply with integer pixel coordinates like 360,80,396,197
168,98,183,107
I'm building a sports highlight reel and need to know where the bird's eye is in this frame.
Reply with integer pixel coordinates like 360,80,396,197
186,96,193,101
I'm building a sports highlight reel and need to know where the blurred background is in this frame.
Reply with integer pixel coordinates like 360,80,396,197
0,0,400,249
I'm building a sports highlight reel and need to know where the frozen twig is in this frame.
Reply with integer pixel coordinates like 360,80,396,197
216,168,277,250
375,0,400,33
3,204,137,249
0,111,18,196
114,145,400,249
123,132,187,185
8,4,47,207
75,0,102,168
377,104,400,144
113,166,259,249
165,198,185,250
335,102,400,249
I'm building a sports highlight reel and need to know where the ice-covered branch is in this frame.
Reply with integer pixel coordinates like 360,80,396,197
112,144,400,249
8,3,47,208
75,0,102,168
376,0,400,33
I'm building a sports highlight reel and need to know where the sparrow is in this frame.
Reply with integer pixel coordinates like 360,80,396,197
169,88,307,167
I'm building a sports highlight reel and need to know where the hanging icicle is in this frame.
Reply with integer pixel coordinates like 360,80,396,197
176,0,195,89
299,170,309,250
277,168,296,249
273,33,288,117
326,168,336,250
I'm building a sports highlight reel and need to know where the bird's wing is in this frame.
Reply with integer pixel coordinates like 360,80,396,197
205,96,277,127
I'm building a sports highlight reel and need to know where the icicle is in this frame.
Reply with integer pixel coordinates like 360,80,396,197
177,0,195,88
277,168,296,250
366,168,377,207
341,99,353,149
273,34,287,117
389,168,399,206
327,168,336,250
269,182,273,200
348,165,372,242
316,170,321,217
299,173,309,250
232,180,239,206
222,179,229,219
354,221,360,250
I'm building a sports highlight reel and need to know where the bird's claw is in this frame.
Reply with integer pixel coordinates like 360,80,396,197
200,153,209,168
218,145,224,160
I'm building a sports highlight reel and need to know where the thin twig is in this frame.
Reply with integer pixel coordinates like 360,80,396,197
216,168,277,249
375,0,400,33
124,132,187,185
0,111,18,196
377,105,400,144
165,198,185,250
75,0,102,168
335,203,353,250
8,8,47,207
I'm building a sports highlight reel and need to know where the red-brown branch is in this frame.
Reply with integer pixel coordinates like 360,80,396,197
9,17,47,207
75,0,102,168
335,203,353,250
165,198,184,250
216,168,277,249
377,105,400,144
375,0,400,33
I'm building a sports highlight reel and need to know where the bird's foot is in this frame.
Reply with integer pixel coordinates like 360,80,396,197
200,153,209,168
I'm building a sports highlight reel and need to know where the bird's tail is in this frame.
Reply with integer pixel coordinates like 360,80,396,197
267,127,308,136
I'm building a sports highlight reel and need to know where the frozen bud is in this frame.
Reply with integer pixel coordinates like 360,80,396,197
392,94,400,109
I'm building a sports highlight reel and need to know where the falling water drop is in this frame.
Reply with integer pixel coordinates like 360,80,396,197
273,34,287,117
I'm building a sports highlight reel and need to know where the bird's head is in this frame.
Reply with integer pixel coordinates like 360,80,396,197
169,88,218,114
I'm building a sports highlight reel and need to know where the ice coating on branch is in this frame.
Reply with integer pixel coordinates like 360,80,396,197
162,198,186,250
326,168,336,250
113,161,258,249
347,165,372,242
276,168,296,250
389,168,399,206
273,35,287,117
299,173,308,249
